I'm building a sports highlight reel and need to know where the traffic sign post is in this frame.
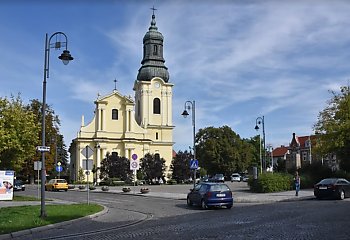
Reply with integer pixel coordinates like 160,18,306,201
34,161,42,200
56,162,62,179
130,154,139,195
81,145,94,205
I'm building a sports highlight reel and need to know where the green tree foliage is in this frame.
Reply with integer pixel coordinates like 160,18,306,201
140,153,165,182
314,86,350,171
170,150,191,183
19,99,68,180
196,126,257,176
0,95,39,172
99,152,132,181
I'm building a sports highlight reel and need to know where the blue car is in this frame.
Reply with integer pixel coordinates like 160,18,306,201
187,182,233,209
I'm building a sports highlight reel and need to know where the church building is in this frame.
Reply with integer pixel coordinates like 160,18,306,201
69,12,174,182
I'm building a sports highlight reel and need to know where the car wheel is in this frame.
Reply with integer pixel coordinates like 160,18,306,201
201,199,207,210
227,205,232,209
339,190,345,200
187,197,193,206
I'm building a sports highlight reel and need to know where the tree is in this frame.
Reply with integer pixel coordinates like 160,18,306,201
140,153,166,183
18,99,67,181
99,152,132,181
0,95,39,173
170,150,192,183
196,126,256,176
314,86,350,171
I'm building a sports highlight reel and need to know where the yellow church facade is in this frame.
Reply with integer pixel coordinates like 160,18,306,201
69,12,174,182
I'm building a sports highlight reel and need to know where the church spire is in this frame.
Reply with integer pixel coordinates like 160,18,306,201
137,8,169,82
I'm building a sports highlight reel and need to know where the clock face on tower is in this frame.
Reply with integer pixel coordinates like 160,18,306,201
154,82,160,88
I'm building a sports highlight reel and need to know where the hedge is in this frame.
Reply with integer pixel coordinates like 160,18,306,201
248,172,293,193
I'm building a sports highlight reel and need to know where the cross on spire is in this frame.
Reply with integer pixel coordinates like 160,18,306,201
151,6,157,15
114,78,118,91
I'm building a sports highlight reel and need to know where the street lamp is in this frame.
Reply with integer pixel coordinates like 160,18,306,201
181,100,196,188
255,116,265,173
40,32,73,218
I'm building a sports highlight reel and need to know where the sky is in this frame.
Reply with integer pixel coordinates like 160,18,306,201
1,0,350,153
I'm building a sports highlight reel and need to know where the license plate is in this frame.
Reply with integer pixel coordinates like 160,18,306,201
319,186,327,190
216,193,225,197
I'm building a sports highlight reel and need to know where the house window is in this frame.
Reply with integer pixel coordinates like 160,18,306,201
153,98,161,114
302,152,307,161
153,45,158,55
156,132,159,140
112,109,118,120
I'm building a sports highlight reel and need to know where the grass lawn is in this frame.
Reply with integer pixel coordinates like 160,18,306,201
0,204,103,235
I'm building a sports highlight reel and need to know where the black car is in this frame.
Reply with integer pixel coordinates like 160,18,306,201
314,178,350,200
13,179,25,191
187,182,233,209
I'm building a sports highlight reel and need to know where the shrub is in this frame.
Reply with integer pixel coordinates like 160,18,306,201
248,172,293,193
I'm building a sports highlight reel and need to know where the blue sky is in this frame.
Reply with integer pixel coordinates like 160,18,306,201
1,0,350,153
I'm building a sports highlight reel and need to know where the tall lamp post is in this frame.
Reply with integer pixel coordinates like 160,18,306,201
181,100,196,188
40,32,73,218
255,116,265,173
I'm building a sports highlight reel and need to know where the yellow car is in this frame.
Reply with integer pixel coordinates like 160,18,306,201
45,179,68,192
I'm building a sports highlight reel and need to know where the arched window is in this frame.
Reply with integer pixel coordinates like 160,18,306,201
153,98,160,114
112,109,118,120
153,45,158,55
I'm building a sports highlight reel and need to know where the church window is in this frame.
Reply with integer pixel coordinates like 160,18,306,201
112,109,118,120
153,98,161,114
153,45,158,55
156,132,159,140
137,100,140,116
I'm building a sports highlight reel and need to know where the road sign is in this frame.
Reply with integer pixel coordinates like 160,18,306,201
56,165,63,172
130,159,140,170
83,159,93,170
81,146,94,159
34,161,42,170
36,146,50,152
190,159,199,170
132,153,138,160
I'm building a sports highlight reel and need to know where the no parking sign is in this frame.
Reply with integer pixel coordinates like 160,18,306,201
130,154,140,170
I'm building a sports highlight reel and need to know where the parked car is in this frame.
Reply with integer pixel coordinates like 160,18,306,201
231,173,242,182
13,179,25,191
314,178,350,200
187,182,233,209
45,179,68,192
213,174,225,183
241,175,249,182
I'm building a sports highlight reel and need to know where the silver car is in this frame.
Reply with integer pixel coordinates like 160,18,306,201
231,173,241,182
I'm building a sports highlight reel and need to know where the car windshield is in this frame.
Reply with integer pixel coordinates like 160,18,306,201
319,179,337,185
209,184,230,192
215,174,223,178
232,174,239,177
15,180,23,184
57,180,67,183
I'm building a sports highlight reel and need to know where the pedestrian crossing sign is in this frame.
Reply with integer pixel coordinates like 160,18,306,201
190,159,199,170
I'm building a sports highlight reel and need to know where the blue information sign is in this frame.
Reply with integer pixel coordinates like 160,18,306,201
190,159,198,170
56,166,63,172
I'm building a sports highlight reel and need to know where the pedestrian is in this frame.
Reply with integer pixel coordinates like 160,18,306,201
294,171,301,196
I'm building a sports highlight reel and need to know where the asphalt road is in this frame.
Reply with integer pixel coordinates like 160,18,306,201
9,184,350,240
